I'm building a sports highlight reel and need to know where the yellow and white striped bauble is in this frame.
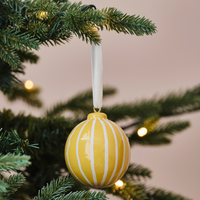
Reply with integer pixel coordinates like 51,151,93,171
64,112,131,188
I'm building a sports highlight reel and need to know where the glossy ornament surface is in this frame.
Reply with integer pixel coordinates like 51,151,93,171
64,112,131,188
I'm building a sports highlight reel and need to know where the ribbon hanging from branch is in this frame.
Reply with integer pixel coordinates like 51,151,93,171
91,43,103,111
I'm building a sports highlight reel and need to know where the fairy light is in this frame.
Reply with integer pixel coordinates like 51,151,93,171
115,180,124,188
38,11,48,20
137,127,148,137
24,80,34,89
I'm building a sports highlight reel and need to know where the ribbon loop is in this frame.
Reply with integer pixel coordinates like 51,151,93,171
91,43,103,110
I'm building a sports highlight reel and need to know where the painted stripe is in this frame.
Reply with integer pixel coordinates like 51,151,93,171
103,119,118,186
98,118,109,186
125,131,131,169
109,120,126,183
76,120,92,186
91,118,97,185
66,121,86,184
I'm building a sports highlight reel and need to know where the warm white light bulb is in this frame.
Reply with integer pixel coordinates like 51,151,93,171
137,127,148,137
24,80,34,89
115,180,124,187
39,11,48,20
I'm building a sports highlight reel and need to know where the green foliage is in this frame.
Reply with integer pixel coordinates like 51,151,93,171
158,84,200,116
129,120,190,145
45,87,116,117
6,84,43,108
106,182,148,200
0,59,24,94
0,179,8,193
102,101,160,122
0,44,21,68
61,2,102,45
102,85,200,124
0,0,156,67
146,187,192,200
17,50,39,64
0,30,39,51
106,182,192,200
34,176,75,200
34,176,107,200
0,109,76,191
0,128,38,155
0,128,33,199
0,153,30,172
0,173,25,199
123,163,152,181
101,8,156,36
56,191,108,200
0,154,30,199
0,50,39,94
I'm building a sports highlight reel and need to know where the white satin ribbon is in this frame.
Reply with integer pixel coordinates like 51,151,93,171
91,43,103,110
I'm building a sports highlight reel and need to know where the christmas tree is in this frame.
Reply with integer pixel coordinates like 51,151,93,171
0,0,198,199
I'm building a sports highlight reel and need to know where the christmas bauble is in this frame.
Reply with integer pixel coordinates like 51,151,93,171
64,112,131,188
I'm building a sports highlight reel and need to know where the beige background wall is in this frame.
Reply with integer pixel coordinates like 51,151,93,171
0,0,200,199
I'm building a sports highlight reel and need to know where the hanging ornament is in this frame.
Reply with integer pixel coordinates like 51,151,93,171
64,43,131,188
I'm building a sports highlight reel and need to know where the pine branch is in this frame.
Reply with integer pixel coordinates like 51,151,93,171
129,120,190,146
0,50,38,94
105,182,147,200
0,179,8,193
0,129,38,155
0,154,30,172
25,21,49,40
45,87,116,117
23,1,102,45
83,191,107,200
149,121,190,136
0,30,40,51
0,43,21,68
158,84,200,116
123,163,152,181
0,29,39,68
0,59,24,94
6,84,43,108
0,0,24,27
103,84,200,125
0,173,25,199
17,50,39,64
62,2,102,45
33,176,76,200
0,0,157,67
146,187,192,200
106,182,191,200
101,7,157,36
102,101,160,122
56,191,108,200
0,109,76,148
